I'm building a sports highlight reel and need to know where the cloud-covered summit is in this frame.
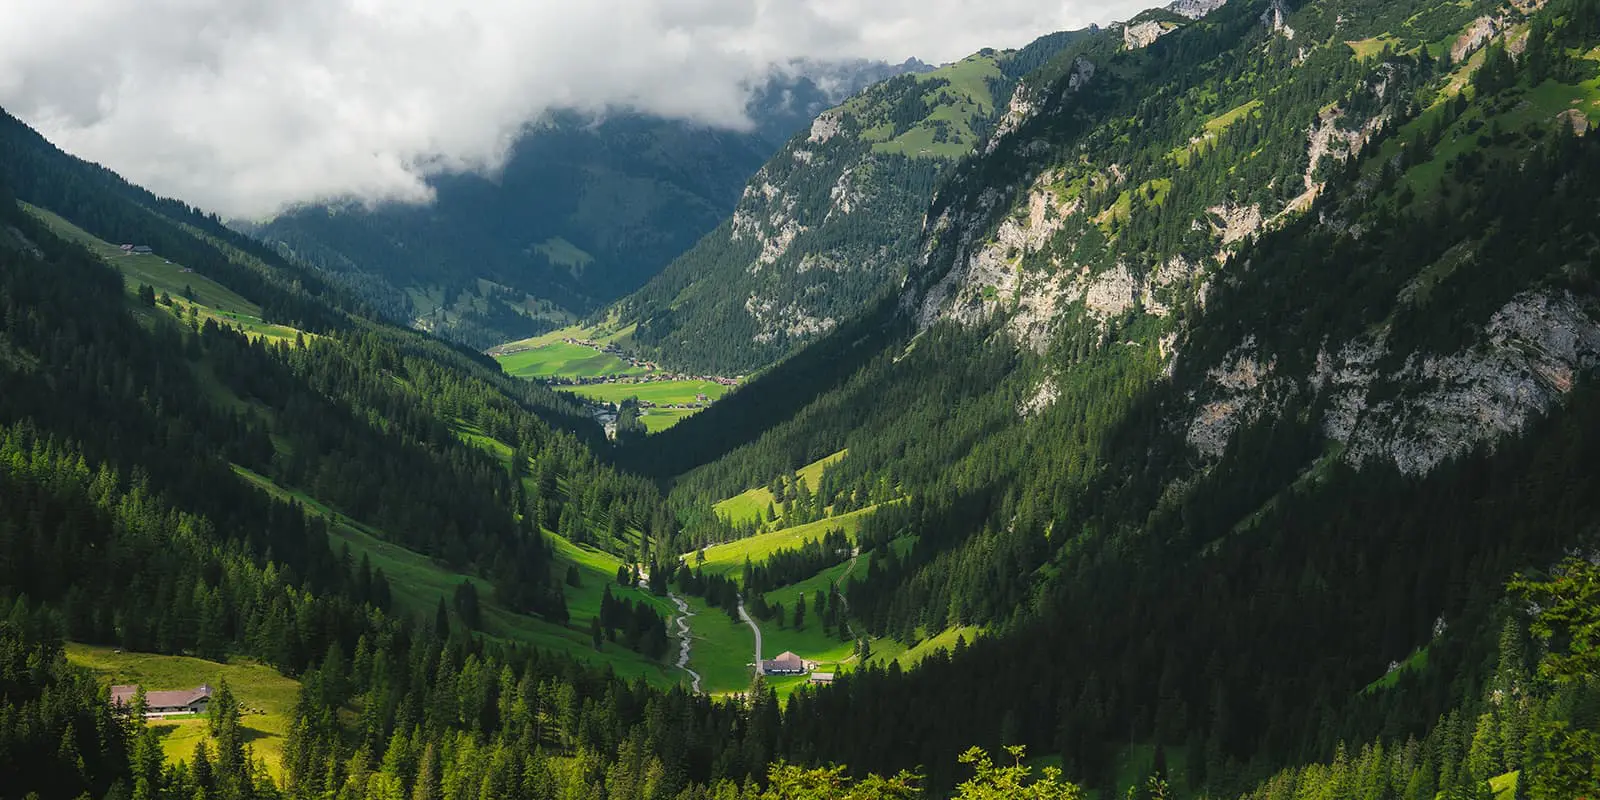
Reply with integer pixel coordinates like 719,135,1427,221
0,0,1145,217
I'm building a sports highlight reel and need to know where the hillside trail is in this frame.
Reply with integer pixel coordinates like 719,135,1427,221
639,566,703,693
737,599,765,675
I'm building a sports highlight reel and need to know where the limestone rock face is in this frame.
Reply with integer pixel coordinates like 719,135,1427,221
1340,292,1600,475
1168,0,1228,20
1187,337,1281,458
1187,292,1600,476
1124,20,1174,50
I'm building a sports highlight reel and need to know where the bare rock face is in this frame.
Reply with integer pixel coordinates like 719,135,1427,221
1168,0,1228,20
1018,375,1061,418
1294,106,1388,212
1340,292,1600,475
745,294,837,345
1067,56,1097,93
915,170,1080,339
1208,202,1263,246
1187,336,1281,458
1187,292,1600,473
808,110,843,144
987,85,1037,155
1452,16,1503,62
1262,0,1295,39
1124,20,1175,50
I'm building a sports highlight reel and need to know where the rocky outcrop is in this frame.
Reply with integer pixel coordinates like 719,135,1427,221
745,295,837,344
1189,292,1600,472
987,85,1037,155
1208,202,1263,246
915,173,1078,336
808,110,843,144
1187,337,1280,458
1018,375,1060,418
1168,0,1229,20
1291,106,1388,213
1067,56,1097,93
1451,16,1502,62
1124,20,1176,50
1262,0,1295,39
1338,292,1600,475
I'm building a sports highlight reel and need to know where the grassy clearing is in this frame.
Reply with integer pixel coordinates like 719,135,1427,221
713,450,848,525
22,203,302,346
887,625,984,669
1364,646,1429,693
851,52,1004,159
534,237,594,271
1109,744,1192,797
1347,35,1399,60
1490,770,1520,800
679,594,758,696
497,341,647,380
695,505,879,578
558,379,730,406
230,465,683,688
641,407,698,432
67,644,300,780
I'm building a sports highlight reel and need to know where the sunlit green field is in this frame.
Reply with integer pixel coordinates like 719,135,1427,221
66,644,300,779
694,505,879,578
496,340,647,379
557,379,730,406
713,450,847,525
22,203,303,345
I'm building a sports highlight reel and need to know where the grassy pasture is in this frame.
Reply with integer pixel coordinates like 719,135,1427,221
678,594,759,696
22,203,302,345
713,449,847,525
497,340,647,379
694,505,879,578
557,379,730,406
67,644,300,779
641,407,698,432
230,465,683,688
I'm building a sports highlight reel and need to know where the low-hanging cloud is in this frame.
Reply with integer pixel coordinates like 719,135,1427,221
0,0,1147,218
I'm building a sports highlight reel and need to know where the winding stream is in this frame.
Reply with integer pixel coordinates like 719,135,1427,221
667,591,703,693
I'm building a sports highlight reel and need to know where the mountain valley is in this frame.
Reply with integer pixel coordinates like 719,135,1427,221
3,0,1600,798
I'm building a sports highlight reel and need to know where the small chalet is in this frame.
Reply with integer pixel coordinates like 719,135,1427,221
758,651,812,675
808,672,835,685
110,684,212,717
131,245,154,255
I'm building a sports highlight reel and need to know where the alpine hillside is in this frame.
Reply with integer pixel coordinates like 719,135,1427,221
607,30,1097,373
4,0,1600,799
247,61,927,350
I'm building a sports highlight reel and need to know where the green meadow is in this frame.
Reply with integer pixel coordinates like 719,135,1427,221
557,379,730,406
22,203,303,345
230,465,684,688
713,449,847,525
694,506,878,578
497,340,647,379
67,644,301,780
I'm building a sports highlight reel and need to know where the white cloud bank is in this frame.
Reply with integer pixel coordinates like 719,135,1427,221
0,0,1147,217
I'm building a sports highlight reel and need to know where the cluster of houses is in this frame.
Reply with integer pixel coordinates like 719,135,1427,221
109,683,212,718
758,651,834,685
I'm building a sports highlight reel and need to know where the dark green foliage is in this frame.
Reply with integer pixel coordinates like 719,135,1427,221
0,615,132,799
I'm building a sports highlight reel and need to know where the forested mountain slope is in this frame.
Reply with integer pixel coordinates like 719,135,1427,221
623,0,1600,792
5,0,1600,798
608,33,1099,373
0,102,700,656
250,62,924,350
